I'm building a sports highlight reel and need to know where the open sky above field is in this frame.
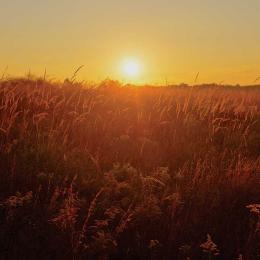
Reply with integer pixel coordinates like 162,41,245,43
1,0,260,84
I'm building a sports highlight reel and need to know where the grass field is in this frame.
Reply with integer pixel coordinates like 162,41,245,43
0,78,259,259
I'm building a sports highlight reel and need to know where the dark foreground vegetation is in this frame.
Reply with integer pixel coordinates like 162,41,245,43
0,78,259,259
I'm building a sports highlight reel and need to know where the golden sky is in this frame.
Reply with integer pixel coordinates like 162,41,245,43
1,0,260,85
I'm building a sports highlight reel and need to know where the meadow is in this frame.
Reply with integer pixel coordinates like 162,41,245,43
0,78,259,259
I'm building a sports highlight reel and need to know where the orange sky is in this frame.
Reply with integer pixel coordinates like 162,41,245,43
1,0,260,85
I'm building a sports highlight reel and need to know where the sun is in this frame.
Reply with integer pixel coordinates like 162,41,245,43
122,59,141,78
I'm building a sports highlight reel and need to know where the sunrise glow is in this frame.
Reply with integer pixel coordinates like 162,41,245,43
1,1,260,84
122,59,141,79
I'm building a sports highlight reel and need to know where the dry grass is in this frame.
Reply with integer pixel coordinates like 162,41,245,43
0,78,259,259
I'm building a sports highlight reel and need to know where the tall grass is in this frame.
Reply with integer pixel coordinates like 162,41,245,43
0,78,259,259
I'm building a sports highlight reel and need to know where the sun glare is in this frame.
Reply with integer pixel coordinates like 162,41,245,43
122,59,141,78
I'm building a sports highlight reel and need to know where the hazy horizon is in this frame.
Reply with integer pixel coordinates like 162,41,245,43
1,0,260,85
